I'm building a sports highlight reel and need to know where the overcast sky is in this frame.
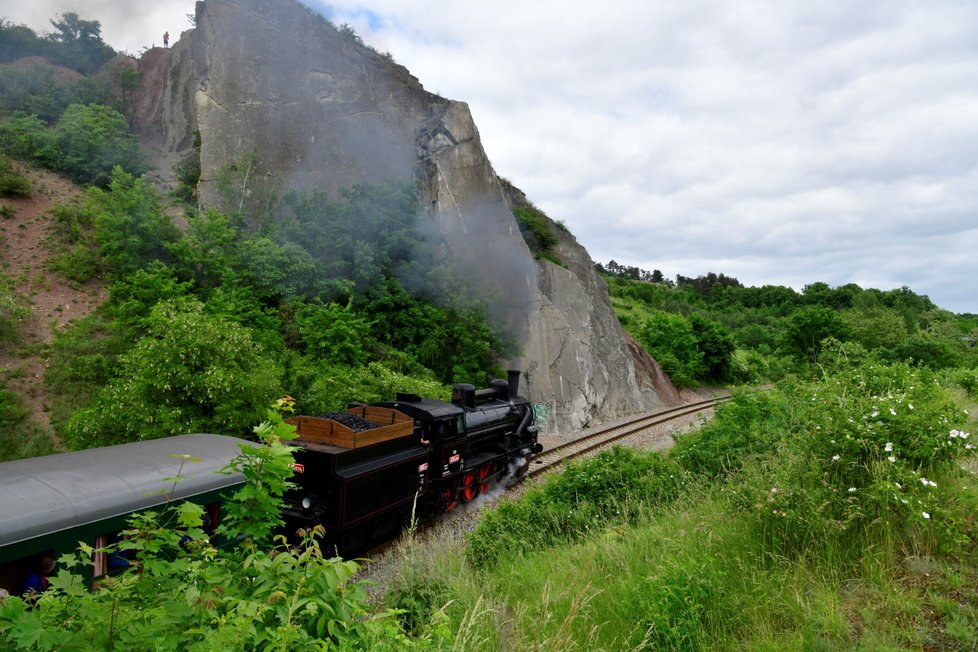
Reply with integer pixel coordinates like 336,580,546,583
5,1,977,313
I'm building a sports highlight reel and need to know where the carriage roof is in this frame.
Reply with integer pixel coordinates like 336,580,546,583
0,434,251,550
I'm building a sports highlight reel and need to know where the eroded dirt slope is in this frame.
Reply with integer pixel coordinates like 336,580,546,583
0,164,107,436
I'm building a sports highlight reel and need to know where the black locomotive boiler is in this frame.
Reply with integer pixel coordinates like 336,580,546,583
281,370,542,553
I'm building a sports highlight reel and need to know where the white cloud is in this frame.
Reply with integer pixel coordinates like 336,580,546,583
5,0,977,311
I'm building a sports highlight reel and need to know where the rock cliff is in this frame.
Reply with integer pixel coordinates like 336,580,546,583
136,0,675,432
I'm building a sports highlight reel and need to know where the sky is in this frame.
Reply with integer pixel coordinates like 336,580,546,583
4,1,977,313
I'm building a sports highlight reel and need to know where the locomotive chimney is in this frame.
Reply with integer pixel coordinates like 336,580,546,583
507,370,521,399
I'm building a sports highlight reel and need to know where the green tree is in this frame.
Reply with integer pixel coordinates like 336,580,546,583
779,305,850,363
53,104,145,185
689,314,735,381
62,298,282,448
0,112,58,165
844,306,908,353
894,332,962,370
294,301,369,366
45,12,115,74
88,168,180,278
638,311,704,386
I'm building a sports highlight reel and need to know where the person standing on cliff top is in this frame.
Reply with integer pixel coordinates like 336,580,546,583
163,31,170,47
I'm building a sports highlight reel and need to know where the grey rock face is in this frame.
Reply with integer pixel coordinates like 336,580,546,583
138,0,664,432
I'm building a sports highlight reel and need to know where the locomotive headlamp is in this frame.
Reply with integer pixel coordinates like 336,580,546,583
301,496,314,510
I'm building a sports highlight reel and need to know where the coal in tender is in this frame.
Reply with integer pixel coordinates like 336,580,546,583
323,411,380,432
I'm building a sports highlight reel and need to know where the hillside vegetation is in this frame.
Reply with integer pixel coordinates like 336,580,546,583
0,15,515,462
600,261,978,391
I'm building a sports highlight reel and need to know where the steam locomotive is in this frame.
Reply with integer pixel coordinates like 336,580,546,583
0,372,541,591
281,370,542,552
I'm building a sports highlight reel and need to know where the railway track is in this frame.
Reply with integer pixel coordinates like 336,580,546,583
522,395,731,480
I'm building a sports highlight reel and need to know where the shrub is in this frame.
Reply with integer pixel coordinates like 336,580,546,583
0,155,31,197
0,112,58,165
294,301,369,366
53,103,145,185
466,447,687,570
672,388,783,479
951,367,978,398
0,273,29,344
513,204,559,260
46,202,102,283
292,361,447,416
731,362,974,559
88,168,180,279
61,298,283,447
637,311,704,386
0,385,56,462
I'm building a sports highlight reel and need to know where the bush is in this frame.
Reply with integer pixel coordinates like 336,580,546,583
46,202,102,283
637,311,704,386
88,168,180,279
61,298,283,447
291,360,447,416
513,204,559,261
0,272,29,344
0,112,58,166
951,367,978,398
731,362,974,560
671,388,783,479
0,385,56,462
466,447,687,570
0,155,31,197
53,103,145,185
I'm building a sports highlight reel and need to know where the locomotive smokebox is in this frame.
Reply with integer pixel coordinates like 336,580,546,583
507,370,521,399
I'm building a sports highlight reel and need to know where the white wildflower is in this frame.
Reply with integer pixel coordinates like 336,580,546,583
832,454,840,461
889,408,896,416
885,442,893,452
848,487,857,493
771,487,778,494
922,511,930,519
888,456,896,463
871,411,879,418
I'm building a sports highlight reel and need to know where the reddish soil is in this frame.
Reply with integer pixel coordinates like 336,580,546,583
0,163,108,437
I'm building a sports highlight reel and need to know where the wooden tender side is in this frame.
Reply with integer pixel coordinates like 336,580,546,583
286,406,413,449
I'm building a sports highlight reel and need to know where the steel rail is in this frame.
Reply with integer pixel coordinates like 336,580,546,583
524,395,731,479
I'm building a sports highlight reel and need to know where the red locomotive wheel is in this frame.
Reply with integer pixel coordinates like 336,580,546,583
478,464,491,494
443,485,457,511
461,471,479,503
